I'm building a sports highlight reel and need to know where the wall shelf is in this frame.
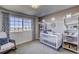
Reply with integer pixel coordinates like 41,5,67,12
63,15,79,53
63,47,78,53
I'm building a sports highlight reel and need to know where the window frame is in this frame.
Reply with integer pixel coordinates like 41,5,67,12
9,15,32,32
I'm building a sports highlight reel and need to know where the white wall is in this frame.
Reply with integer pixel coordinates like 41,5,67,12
10,31,32,45
42,6,79,34
44,17,65,34
0,11,2,31
35,17,39,39
0,10,33,45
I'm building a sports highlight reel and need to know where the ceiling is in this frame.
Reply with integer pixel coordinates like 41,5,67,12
0,5,76,17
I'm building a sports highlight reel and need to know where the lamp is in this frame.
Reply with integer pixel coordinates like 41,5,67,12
66,14,72,18
31,5,40,9
51,17,55,21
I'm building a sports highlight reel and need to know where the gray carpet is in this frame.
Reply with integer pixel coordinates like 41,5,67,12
8,40,75,54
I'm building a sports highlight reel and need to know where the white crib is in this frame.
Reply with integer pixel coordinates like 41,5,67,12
40,33,62,50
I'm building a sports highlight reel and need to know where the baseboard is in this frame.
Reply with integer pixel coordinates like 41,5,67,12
16,39,33,47
16,41,28,46
35,39,40,40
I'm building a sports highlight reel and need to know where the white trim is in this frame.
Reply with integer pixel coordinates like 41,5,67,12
16,39,33,46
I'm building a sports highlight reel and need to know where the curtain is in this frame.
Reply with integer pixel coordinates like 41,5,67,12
32,18,36,40
2,12,10,38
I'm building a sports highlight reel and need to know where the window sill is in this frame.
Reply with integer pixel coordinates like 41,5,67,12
10,30,32,33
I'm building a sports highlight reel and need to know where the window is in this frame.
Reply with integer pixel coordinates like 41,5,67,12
23,18,32,31
9,15,32,32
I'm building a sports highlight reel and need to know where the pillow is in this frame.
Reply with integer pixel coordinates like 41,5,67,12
0,38,8,45
0,32,7,38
